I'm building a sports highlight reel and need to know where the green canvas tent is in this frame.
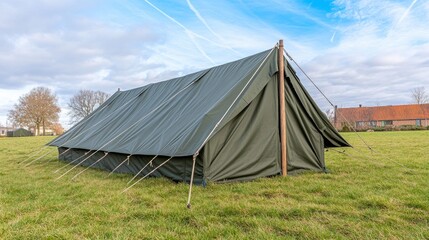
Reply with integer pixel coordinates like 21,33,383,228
49,45,350,185
7,128,33,137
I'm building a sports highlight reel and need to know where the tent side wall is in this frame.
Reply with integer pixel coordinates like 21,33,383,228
283,60,350,173
202,76,281,182
284,75,326,173
58,148,204,184
284,63,350,148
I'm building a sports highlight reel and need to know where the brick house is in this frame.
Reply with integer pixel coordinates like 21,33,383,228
334,103,429,130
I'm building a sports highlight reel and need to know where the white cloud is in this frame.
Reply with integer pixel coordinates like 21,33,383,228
298,0,429,110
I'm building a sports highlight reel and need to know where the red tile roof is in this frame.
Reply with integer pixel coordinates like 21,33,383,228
336,104,429,121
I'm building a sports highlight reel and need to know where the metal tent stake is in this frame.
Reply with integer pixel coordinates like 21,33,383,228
278,39,288,176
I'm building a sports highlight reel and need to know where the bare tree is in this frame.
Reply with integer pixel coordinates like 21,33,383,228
411,87,428,104
8,87,60,135
50,122,64,135
68,90,110,123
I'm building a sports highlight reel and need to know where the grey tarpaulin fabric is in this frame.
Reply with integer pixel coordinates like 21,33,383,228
49,47,350,183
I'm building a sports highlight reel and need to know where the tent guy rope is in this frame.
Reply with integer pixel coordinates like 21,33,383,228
19,146,50,165
54,151,90,173
71,152,109,181
55,151,99,181
24,150,57,167
283,48,374,152
127,155,158,185
122,157,173,193
107,155,132,177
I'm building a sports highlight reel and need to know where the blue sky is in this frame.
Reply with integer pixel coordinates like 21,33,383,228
0,0,428,128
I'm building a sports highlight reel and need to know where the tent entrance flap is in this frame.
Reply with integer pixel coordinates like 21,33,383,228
203,77,281,182
283,59,349,173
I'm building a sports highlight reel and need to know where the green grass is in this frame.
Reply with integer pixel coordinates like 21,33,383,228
0,131,428,239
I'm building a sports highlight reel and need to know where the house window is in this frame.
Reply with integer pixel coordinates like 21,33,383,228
370,121,377,127
1,130,4,135
356,121,365,127
382,120,393,126
416,119,421,126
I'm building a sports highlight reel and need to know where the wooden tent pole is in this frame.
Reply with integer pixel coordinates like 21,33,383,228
278,39,287,176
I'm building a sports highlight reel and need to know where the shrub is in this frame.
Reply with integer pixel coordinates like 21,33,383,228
341,125,351,132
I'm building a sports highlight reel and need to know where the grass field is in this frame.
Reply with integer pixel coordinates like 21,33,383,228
0,131,428,239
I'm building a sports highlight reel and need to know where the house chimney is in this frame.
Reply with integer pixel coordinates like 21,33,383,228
359,104,362,108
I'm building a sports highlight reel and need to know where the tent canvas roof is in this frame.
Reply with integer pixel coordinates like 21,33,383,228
49,46,349,160
49,49,280,156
